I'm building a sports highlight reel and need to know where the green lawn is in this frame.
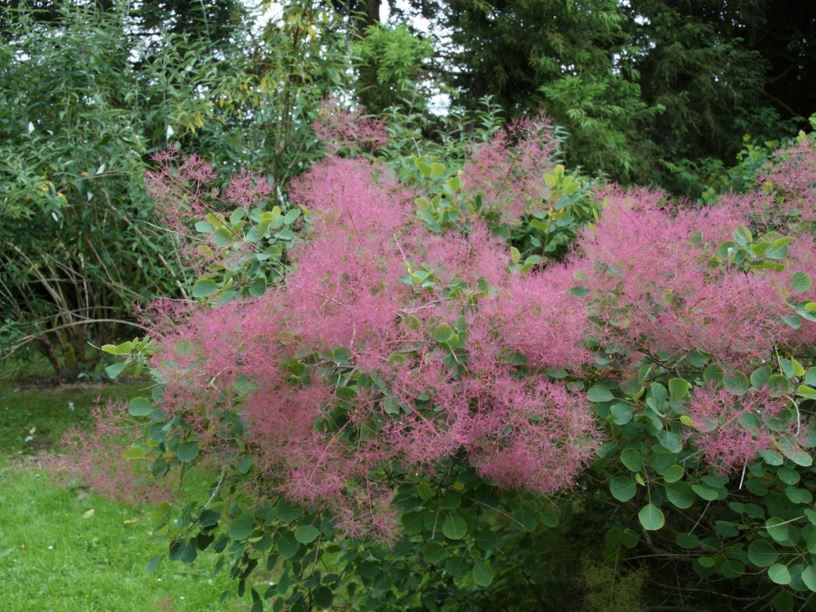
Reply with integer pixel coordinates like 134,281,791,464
0,379,245,611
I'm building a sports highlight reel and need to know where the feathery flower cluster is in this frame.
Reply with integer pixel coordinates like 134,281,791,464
572,187,808,368
46,402,171,504
461,114,558,224
688,386,788,473
100,114,815,539
148,147,597,537
312,98,388,155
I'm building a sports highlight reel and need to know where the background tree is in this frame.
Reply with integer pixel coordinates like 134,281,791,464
0,0,349,377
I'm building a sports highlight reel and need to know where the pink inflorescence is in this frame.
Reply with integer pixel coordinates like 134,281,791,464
461,113,558,224
313,98,388,155
688,386,788,473
128,117,816,538
571,186,808,368
222,169,273,208
144,144,598,538
44,402,172,505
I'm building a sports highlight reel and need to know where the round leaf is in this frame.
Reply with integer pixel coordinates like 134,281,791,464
620,448,643,472
723,371,749,396
192,279,218,298
314,586,333,609
609,476,636,502
229,517,253,541
768,563,791,585
294,525,320,544
128,397,153,417
176,441,199,463
692,484,719,501
472,560,494,587
587,384,614,402
792,272,812,293
766,517,790,543
662,464,684,484
747,540,779,567
802,565,816,592
638,504,665,531
666,483,695,509
668,378,690,400
442,514,468,540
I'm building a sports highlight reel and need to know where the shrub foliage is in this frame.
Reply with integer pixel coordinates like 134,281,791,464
87,108,816,609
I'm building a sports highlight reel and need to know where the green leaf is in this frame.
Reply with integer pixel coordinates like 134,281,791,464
691,484,719,501
101,341,133,355
723,371,749,396
750,366,773,389
229,517,253,541
785,486,813,504
610,403,633,425
122,445,145,460
768,563,791,585
767,374,792,397
791,272,812,293
765,517,790,543
294,525,320,544
472,560,494,587
668,378,690,400
169,539,196,563
430,162,446,177
332,347,351,365
703,364,723,386
314,586,333,609
105,361,126,380
442,514,468,540
283,208,301,224
587,384,614,402
539,510,559,528
782,314,802,329
146,554,163,574
620,448,643,472
802,565,816,592
747,540,778,567
609,476,636,502
797,384,816,399
194,220,213,233
676,533,700,549
128,397,153,417
176,441,198,463
192,279,218,298
433,324,454,343
445,557,470,578
663,464,684,484
733,225,753,246
423,542,447,564
657,431,683,454
758,449,784,466
777,438,812,467
199,510,220,528
638,504,665,531
513,508,538,532
276,531,300,559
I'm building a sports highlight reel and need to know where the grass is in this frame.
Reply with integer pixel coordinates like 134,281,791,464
0,378,146,455
0,377,245,611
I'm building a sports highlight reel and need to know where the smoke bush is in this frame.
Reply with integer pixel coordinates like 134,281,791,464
90,112,816,608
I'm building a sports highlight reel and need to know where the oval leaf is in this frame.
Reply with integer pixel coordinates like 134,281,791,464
128,397,153,417
638,504,665,531
294,525,320,544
